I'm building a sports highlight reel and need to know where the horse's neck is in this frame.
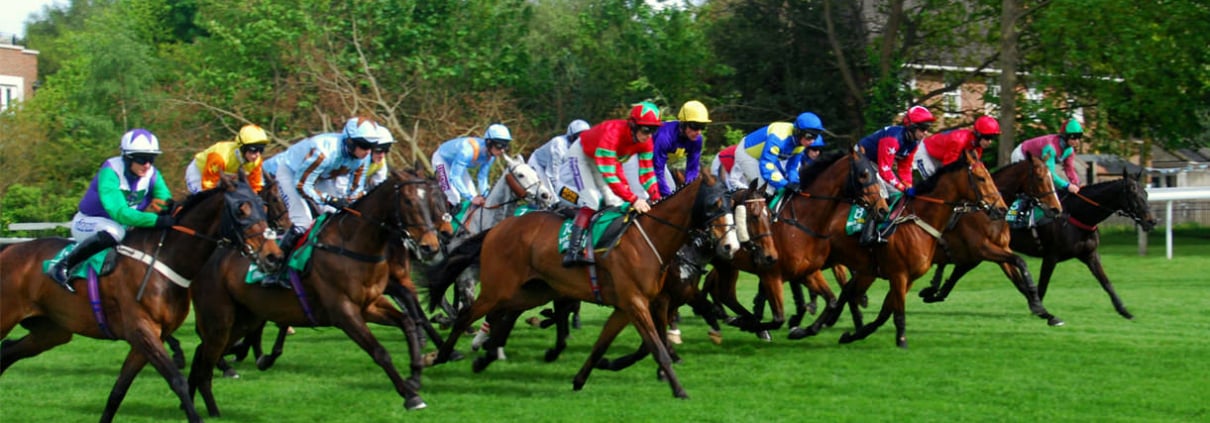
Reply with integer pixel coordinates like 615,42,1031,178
1064,183,1119,225
637,182,701,259
785,165,849,225
994,165,1027,199
910,176,971,228
485,176,515,207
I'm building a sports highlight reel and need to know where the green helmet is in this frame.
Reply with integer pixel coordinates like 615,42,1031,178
1064,119,1083,135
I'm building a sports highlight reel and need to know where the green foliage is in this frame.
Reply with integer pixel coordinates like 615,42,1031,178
0,184,77,237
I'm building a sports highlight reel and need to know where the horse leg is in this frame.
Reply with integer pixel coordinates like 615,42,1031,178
919,262,948,301
788,277,809,327
365,298,426,389
190,324,237,417
709,266,760,332
993,257,1065,326
435,290,496,364
1081,252,1133,320
474,309,522,372
165,335,187,369
598,293,675,372
255,324,290,371
105,326,201,423
545,298,577,362
686,289,724,344
333,314,426,410
1037,257,1058,300
838,281,900,347
624,298,688,398
573,309,630,392
0,319,73,374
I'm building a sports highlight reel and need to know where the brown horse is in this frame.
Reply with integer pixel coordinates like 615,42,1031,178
422,171,736,398
219,166,457,376
704,150,888,336
0,173,279,423
800,149,1006,348
917,154,1065,326
188,169,443,415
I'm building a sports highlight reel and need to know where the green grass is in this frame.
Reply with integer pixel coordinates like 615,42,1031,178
2,229,1208,422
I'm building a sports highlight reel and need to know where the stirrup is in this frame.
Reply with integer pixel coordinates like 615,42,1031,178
47,265,77,294
562,251,594,267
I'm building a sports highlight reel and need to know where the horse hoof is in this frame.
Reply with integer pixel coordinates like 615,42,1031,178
1120,311,1134,320
255,356,277,371
787,327,813,340
922,296,945,304
223,368,240,379
422,351,439,367
838,332,855,344
918,287,936,298
1048,317,1066,327
544,349,561,362
896,339,909,349
448,350,466,362
756,330,771,342
526,316,543,327
594,358,612,370
404,396,427,411
472,357,491,373
666,329,683,345
707,330,723,345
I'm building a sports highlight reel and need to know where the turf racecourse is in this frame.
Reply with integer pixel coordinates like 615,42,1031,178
2,228,1207,422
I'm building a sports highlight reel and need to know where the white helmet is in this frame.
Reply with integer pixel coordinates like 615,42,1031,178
373,123,396,146
566,119,590,137
343,116,381,142
120,128,161,156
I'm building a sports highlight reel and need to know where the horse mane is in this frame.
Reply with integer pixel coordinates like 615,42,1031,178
915,154,972,194
798,151,846,186
1067,177,1124,202
991,159,1028,178
650,172,710,207
178,185,225,214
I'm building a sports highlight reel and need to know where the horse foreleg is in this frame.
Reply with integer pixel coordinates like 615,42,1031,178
788,277,809,327
994,257,1064,326
190,331,234,417
1081,252,1133,320
545,298,578,362
1037,257,1058,300
474,309,522,372
334,316,426,411
838,281,899,347
573,308,629,392
255,324,289,371
919,262,949,301
108,327,201,423
708,266,760,332
366,298,426,389
0,319,72,374
627,299,688,399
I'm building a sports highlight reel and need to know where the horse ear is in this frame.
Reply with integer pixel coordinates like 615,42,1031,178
514,153,525,164
237,168,249,184
748,177,759,192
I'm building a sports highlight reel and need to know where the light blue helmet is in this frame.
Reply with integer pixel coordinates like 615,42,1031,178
343,116,381,142
566,119,590,143
484,123,512,148
807,137,825,149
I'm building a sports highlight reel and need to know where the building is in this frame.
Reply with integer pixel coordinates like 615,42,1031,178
0,33,39,111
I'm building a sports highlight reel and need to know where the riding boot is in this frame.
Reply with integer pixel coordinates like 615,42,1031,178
562,208,595,267
263,226,305,288
858,217,880,247
46,231,118,294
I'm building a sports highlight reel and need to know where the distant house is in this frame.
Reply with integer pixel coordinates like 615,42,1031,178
0,33,39,111
1147,145,1210,188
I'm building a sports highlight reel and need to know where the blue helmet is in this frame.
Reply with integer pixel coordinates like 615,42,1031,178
484,123,512,149
794,112,825,145
807,137,825,149
343,117,381,142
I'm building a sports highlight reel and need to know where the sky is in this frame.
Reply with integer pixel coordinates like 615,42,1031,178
1,0,62,38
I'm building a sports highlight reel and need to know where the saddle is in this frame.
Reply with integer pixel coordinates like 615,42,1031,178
556,205,632,258
1007,196,1052,229
43,243,119,281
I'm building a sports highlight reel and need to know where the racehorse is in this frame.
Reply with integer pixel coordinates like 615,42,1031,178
0,173,279,423
917,154,1066,326
799,150,1006,348
703,150,888,336
422,171,738,398
188,169,444,415
431,153,555,326
925,170,1156,319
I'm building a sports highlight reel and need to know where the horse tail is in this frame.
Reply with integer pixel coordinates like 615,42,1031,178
419,230,489,313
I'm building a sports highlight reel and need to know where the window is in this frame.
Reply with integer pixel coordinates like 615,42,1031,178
0,85,13,110
942,88,962,118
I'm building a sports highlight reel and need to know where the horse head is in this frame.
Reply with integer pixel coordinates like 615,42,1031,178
1119,169,1157,232
502,153,555,208
258,171,293,236
197,172,283,273
1024,152,1064,218
954,150,1007,219
388,168,446,260
692,170,741,260
737,178,777,267
846,148,890,220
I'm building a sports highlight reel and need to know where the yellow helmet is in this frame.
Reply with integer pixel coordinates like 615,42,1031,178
676,100,711,123
236,124,270,146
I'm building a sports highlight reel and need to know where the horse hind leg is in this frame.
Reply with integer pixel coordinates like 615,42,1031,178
474,309,523,373
918,262,949,302
164,335,187,369
334,315,426,411
107,327,202,423
996,258,1064,326
0,318,73,374
255,324,289,371
574,309,630,392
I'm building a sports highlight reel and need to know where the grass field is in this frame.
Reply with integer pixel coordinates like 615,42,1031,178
2,229,1207,422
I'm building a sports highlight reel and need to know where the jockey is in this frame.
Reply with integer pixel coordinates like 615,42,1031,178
269,116,381,283
1012,118,1084,194
914,115,999,180
556,101,663,266
856,105,936,245
46,129,175,293
624,100,710,199
529,119,591,196
432,123,513,213
365,123,396,189
184,124,270,194
710,144,740,190
728,112,825,194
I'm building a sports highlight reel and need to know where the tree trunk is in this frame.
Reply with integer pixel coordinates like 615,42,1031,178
997,0,1021,167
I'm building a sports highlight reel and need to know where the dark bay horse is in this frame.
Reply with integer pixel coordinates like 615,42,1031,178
919,171,1156,319
0,174,279,422
800,150,1006,348
704,150,888,336
188,169,444,416
917,154,1066,326
423,172,737,398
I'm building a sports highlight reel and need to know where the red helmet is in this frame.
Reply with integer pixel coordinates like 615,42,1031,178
628,101,663,127
903,106,936,126
974,116,1001,137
